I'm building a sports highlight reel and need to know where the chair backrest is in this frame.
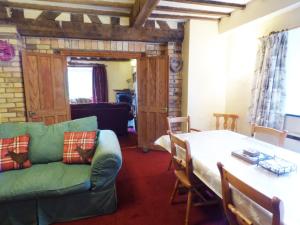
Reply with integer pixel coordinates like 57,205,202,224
213,113,239,131
169,132,193,180
217,162,282,225
251,124,287,147
167,116,191,134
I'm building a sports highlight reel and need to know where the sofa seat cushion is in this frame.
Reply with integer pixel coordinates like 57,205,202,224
0,162,91,202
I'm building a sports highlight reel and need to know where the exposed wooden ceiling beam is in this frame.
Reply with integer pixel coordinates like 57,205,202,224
131,0,160,27
0,18,183,42
0,2,129,17
36,11,61,21
165,0,246,9
36,0,133,9
150,13,219,21
155,5,230,16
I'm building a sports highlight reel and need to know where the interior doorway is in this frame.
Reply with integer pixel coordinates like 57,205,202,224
22,50,169,150
66,56,138,138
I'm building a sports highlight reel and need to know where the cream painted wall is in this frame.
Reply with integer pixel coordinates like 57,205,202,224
99,61,132,102
219,0,300,33
183,20,226,131
223,6,300,135
183,3,300,136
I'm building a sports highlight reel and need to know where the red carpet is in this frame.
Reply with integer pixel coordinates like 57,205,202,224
56,139,227,225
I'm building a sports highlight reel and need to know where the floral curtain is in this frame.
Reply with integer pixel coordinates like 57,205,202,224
249,31,288,130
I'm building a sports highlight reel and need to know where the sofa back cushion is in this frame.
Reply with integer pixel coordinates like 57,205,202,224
29,116,98,164
0,117,98,164
0,122,45,139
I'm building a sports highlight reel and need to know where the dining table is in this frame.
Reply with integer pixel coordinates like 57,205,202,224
154,130,300,225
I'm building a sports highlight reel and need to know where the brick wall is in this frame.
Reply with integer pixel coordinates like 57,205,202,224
0,26,26,123
0,29,182,123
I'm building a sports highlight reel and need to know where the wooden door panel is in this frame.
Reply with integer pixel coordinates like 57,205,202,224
138,58,148,109
137,56,169,150
22,51,70,125
52,56,67,109
24,55,40,112
157,57,168,108
148,58,157,107
38,56,54,111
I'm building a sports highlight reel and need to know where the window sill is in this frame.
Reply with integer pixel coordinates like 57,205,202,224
287,132,300,141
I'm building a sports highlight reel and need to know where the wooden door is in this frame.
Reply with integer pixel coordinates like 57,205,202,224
22,51,70,125
137,56,169,150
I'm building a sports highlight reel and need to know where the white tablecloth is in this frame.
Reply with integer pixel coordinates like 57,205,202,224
155,130,300,225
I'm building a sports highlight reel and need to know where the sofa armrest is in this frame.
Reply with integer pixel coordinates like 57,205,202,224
90,130,122,190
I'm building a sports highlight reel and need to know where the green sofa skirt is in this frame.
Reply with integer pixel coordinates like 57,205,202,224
1,185,117,225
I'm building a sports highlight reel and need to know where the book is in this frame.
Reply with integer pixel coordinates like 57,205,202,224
231,150,273,164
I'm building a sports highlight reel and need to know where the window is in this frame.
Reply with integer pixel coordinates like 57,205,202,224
67,67,93,101
285,28,300,115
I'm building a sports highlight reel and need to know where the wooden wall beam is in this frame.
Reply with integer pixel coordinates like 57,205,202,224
36,11,60,21
156,21,170,30
130,0,160,27
11,8,24,21
166,0,246,9
144,20,155,29
38,0,133,9
1,18,183,42
0,2,129,17
87,14,102,24
70,13,84,23
111,17,120,26
0,7,7,19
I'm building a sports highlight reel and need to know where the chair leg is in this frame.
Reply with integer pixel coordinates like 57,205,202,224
167,158,173,170
185,190,192,225
170,179,179,204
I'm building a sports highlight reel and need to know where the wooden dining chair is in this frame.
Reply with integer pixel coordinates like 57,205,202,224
167,116,200,170
213,113,239,131
169,133,217,225
167,116,200,134
251,124,287,147
217,162,283,225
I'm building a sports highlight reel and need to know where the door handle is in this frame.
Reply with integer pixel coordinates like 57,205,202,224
162,107,168,113
28,111,36,118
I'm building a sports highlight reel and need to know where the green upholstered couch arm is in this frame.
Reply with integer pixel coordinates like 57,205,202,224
90,130,122,190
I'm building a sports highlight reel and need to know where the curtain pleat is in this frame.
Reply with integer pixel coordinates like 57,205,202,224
92,65,108,103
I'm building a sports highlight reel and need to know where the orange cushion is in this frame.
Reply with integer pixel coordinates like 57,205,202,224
63,131,97,164
0,135,31,172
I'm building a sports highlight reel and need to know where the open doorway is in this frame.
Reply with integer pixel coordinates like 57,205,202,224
66,56,138,144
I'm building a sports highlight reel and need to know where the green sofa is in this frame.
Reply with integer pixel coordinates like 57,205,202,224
0,116,122,225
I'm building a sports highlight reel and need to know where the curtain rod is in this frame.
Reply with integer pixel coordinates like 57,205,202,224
260,24,300,39
68,63,107,67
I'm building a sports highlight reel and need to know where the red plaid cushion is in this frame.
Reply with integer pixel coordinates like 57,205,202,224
63,131,97,164
0,135,31,172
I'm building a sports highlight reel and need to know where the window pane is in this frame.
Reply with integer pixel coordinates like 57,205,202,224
67,67,93,100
